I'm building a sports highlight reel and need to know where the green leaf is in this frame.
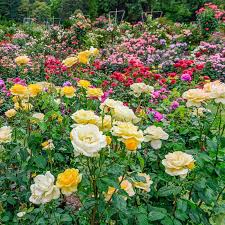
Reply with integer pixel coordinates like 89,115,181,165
136,207,149,225
137,152,145,170
34,155,47,169
60,214,72,222
158,186,182,197
148,207,166,221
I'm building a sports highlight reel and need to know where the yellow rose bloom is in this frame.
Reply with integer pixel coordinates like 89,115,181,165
56,168,82,196
28,84,42,97
77,50,91,64
86,87,103,98
41,139,55,150
120,178,135,197
89,47,99,56
5,109,17,118
106,136,112,145
62,57,77,67
112,122,144,149
77,79,91,89
10,84,28,97
104,187,116,201
124,138,139,151
15,55,30,66
71,109,98,125
14,102,33,111
133,173,153,192
61,86,76,98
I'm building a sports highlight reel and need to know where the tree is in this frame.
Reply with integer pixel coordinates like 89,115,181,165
31,0,51,21
18,0,31,19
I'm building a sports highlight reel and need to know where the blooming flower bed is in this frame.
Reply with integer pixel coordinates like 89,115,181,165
0,6,225,225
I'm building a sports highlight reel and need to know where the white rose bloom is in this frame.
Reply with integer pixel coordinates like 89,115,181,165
204,80,225,104
29,171,60,204
0,126,12,143
113,105,140,123
144,126,169,149
17,212,26,217
70,124,107,157
162,151,195,178
130,83,154,97
100,98,124,113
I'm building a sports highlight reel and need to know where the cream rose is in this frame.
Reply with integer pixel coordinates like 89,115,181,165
32,113,45,121
100,98,124,113
0,126,12,143
5,109,17,118
71,110,98,125
162,151,195,178
130,83,154,97
182,89,209,107
29,171,60,204
144,126,169,149
204,80,225,104
70,124,107,157
96,115,112,131
113,105,140,123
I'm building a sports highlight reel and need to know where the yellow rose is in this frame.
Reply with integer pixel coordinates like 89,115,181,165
104,186,116,201
89,47,99,56
112,122,144,149
86,87,103,98
77,50,91,64
144,126,169,149
124,138,139,151
5,109,17,118
106,136,112,145
71,109,98,125
61,86,76,98
15,55,30,66
0,126,12,143
62,56,77,67
10,84,28,97
162,151,195,178
56,168,82,196
14,102,33,111
120,178,135,197
182,89,209,107
41,139,55,150
77,79,91,89
133,173,153,192
28,84,42,97
96,115,112,131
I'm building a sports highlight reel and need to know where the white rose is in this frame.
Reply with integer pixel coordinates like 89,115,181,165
162,151,195,178
0,126,12,143
29,171,60,204
17,212,26,217
130,83,154,97
144,126,169,149
70,124,107,157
